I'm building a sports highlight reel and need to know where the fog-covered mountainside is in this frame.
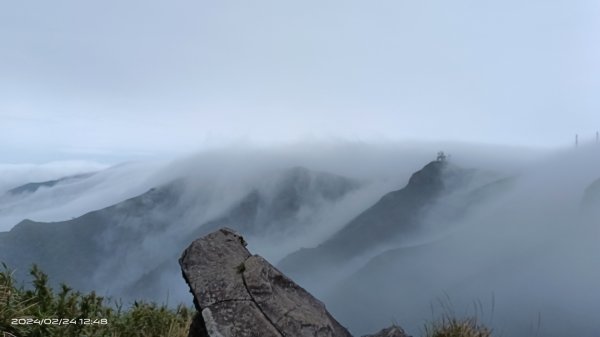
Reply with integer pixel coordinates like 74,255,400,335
1,144,599,337
281,161,457,267
0,161,162,231
5,173,95,196
0,165,360,300
324,172,600,336
279,161,511,288
285,146,600,337
197,166,360,237
0,182,185,293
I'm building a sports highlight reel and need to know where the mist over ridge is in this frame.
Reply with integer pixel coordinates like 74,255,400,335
2,0,598,335
308,143,600,337
1,141,598,336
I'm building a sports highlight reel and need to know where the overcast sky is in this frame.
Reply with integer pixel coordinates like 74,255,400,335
1,0,599,163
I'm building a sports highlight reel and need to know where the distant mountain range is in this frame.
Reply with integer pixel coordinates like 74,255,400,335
1,158,598,316
0,166,360,299
3,150,600,337
196,166,360,237
5,173,95,196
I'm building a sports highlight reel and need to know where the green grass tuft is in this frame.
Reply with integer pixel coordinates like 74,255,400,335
424,315,493,337
0,263,193,337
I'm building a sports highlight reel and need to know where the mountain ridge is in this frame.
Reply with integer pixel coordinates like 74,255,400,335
4,173,96,196
278,161,471,274
0,166,360,300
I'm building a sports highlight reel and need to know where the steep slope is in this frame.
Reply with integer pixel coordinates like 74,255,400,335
197,166,359,236
0,166,359,300
0,182,184,291
124,166,360,300
324,194,600,337
278,161,476,274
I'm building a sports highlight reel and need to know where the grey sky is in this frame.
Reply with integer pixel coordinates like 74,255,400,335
1,0,599,162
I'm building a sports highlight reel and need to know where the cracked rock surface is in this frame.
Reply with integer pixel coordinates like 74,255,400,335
180,228,354,337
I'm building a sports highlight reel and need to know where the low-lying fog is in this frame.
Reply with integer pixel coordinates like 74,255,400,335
1,141,598,337
319,144,600,337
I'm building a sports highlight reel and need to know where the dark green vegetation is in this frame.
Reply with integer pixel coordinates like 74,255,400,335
424,316,493,337
1,263,496,337
0,264,193,337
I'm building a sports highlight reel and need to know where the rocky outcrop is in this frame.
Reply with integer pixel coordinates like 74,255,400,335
180,228,409,337
180,228,354,337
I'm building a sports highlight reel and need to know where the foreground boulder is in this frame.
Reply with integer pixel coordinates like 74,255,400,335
180,228,411,337
180,228,355,337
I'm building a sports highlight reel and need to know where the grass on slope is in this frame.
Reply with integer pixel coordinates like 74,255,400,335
1,263,496,337
0,263,193,337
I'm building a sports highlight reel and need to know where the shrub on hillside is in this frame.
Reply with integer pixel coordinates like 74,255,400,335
0,263,193,337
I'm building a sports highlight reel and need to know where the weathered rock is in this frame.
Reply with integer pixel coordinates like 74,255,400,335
243,255,352,337
201,301,282,337
361,326,411,337
180,228,252,308
180,228,354,337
